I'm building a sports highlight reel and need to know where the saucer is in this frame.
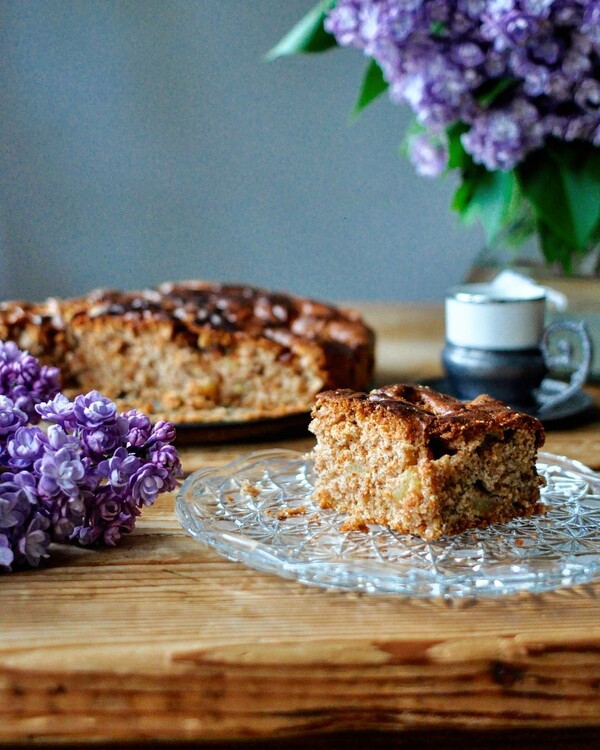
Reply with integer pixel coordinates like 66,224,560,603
421,377,595,428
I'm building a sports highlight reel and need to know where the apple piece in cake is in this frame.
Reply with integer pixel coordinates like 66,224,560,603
309,384,545,540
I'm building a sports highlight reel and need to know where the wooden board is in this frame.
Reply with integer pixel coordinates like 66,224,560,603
1,303,600,746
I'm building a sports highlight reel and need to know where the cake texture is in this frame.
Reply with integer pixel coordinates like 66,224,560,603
0,282,374,424
309,384,545,539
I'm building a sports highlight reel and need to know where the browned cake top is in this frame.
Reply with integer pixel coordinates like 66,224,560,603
159,281,370,342
315,384,545,447
60,281,374,351
0,298,64,327
75,288,169,321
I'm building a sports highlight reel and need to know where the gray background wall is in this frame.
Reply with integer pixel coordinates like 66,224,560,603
0,1,483,303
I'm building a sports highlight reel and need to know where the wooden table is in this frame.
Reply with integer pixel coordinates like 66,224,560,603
2,303,600,749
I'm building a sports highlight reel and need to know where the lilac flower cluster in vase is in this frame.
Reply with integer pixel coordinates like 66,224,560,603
0,342,182,572
324,0,599,170
269,1,600,272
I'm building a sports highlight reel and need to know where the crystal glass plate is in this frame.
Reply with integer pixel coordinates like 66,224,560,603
175,449,600,598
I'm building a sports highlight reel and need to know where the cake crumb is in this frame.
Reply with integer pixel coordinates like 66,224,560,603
340,519,369,533
241,480,261,497
275,504,307,520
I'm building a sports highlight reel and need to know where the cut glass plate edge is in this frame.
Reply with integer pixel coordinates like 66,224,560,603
175,449,600,599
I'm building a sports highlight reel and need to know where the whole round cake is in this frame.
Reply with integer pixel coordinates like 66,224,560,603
0,281,375,424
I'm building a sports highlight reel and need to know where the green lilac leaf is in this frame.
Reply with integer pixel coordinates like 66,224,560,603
451,179,474,214
475,77,518,107
430,21,447,37
591,216,600,245
350,59,388,120
446,122,470,170
549,141,600,249
538,219,573,272
457,169,518,244
265,0,338,61
518,148,583,254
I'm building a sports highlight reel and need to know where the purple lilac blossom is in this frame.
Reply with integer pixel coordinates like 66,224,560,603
98,447,142,490
80,487,138,546
80,421,129,458
43,490,88,544
0,534,13,568
101,513,137,546
130,463,169,507
325,0,600,171
122,410,153,447
150,444,182,492
0,473,51,570
0,342,182,571
150,420,177,444
407,131,449,176
0,341,60,422
17,514,51,568
0,396,27,437
45,423,80,452
73,390,118,427
35,392,76,428
36,444,87,498
0,482,27,529
11,470,39,506
6,426,48,470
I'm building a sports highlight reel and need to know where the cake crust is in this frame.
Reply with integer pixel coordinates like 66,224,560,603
0,282,375,424
309,384,545,539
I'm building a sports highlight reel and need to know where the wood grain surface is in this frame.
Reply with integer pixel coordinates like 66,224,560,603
1,303,600,747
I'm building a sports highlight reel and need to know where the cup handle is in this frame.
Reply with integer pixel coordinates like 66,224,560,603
537,320,593,411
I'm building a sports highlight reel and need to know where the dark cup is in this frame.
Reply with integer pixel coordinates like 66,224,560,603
442,344,546,409
443,284,593,411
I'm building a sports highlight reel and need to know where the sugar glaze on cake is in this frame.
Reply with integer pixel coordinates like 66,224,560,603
309,384,545,540
0,282,375,424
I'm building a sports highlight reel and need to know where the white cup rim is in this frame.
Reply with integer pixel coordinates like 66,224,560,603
447,283,546,304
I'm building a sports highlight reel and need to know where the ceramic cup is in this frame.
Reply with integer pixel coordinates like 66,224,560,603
442,283,593,410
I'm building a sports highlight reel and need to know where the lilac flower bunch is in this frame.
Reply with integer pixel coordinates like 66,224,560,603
324,0,599,172
0,345,182,572
270,1,600,271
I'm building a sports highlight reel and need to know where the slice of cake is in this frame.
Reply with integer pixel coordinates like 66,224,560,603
309,384,545,539
0,282,375,424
